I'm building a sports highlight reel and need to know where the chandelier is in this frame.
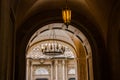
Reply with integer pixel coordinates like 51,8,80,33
41,29,65,56
62,0,71,27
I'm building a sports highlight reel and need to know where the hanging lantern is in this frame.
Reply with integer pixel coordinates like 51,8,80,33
41,29,65,56
62,0,71,27
62,8,71,27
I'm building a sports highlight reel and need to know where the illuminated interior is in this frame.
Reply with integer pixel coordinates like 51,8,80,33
26,23,93,80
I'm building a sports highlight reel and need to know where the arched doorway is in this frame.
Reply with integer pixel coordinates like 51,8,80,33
26,23,93,80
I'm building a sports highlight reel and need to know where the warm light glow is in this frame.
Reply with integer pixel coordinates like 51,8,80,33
41,30,66,56
41,42,65,56
62,8,71,26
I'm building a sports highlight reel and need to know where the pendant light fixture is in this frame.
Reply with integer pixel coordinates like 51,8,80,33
62,0,71,28
41,29,65,56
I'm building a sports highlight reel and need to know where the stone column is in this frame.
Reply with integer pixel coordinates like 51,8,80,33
26,58,31,80
55,60,58,80
62,60,65,80
74,59,78,80
30,60,33,80
88,57,94,80
65,59,68,80
51,61,53,80
79,58,87,80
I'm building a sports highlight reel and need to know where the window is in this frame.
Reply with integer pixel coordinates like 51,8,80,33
68,69,75,74
35,68,49,75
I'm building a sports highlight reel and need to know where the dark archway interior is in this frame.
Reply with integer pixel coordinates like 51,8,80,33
15,12,107,80
0,0,120,80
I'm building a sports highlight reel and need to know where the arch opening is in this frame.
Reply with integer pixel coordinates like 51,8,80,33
26,23,93,80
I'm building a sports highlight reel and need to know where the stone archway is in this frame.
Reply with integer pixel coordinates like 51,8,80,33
15,10,106,80
26,23,93,80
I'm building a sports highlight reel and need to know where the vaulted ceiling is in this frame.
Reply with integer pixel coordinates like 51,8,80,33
11,1,120,80
12,0,119,43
